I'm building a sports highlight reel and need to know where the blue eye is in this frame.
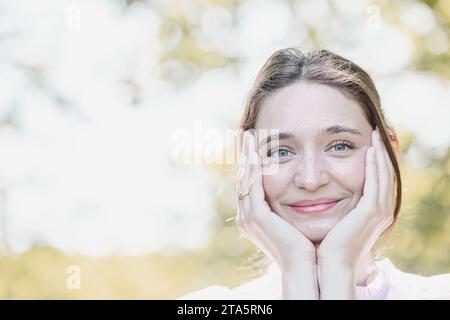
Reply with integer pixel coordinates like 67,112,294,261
268,147,291,158
276,149,290,157
330,140,355,152
267,141,355,158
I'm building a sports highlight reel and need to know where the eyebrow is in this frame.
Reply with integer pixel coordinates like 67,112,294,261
259,125,363,147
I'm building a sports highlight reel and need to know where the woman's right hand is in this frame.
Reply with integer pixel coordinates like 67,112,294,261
236,130,319,299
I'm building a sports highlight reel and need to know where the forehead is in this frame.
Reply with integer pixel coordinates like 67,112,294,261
254,82,370,135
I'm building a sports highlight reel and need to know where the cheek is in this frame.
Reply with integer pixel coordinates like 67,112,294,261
262,172,289,203
262,175,278,199
331,154,366,194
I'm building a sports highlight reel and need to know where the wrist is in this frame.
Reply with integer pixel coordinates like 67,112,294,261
316,247,356,267
282,249,317,269
281,262,319,300
282,258,317,274
317,259,356,300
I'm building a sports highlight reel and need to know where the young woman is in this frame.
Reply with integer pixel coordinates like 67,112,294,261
180,48,450,300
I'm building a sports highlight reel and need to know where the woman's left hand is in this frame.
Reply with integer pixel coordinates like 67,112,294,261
317,127,396,299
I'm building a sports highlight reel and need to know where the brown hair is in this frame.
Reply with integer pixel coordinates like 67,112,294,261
239,47,401,249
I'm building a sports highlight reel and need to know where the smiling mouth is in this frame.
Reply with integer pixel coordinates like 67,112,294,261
289,199,342,215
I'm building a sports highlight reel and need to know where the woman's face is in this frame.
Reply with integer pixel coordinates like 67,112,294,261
254,82,373,244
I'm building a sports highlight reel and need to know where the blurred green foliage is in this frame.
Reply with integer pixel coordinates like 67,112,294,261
0,129,448,299
0,0,449,298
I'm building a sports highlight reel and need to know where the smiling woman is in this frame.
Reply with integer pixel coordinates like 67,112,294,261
254,82,379,245
178,48,450,300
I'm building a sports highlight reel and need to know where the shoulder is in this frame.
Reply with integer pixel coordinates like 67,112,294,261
178,265,281,300
177,285,235,300
379,258,450,300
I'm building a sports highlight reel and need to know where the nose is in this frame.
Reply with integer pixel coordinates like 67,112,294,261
293,153,330,191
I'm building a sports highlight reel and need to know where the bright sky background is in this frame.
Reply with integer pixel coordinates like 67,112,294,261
0,0,448,256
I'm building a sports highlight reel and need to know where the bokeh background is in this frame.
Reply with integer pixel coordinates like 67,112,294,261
0,0,449,299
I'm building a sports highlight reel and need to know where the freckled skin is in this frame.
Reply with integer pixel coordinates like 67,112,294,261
255,82,372,244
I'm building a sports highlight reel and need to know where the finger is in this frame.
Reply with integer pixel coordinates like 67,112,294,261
380,133,395,180
377,128,395,209
362,141,378,211
238,130,250,189
373,128,388,207
375,129,395,221
247,131,265,203
247,132,306,238
378,128,394,183
338,145,378,233
247,131,281,230
239,130,251,214
322,138,382,248
236,131,246,213
235,169,243,213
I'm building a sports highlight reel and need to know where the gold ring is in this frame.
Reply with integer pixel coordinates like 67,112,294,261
239,190,251,200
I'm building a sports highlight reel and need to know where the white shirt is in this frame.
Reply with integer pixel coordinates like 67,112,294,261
178,258,450,300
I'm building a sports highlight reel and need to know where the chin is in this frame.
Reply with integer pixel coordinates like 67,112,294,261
302,229,329,243
288,204,351,243
294,222,335,243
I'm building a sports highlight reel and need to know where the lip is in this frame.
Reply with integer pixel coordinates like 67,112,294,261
289,198,342,215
